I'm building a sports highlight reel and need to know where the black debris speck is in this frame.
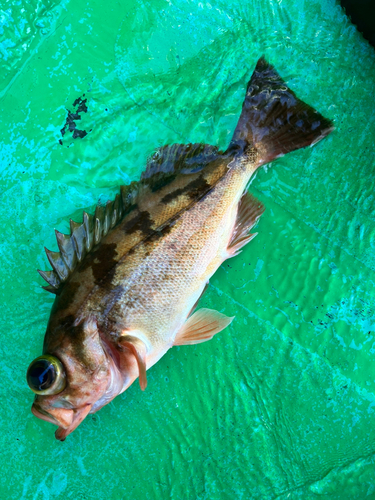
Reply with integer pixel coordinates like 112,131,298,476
60,95,89,144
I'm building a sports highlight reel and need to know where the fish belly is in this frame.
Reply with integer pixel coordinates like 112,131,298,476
104,159,256,365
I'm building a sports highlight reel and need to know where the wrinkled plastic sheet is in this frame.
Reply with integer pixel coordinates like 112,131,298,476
1,0,375,498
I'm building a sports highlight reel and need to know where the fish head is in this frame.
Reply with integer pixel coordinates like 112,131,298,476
27,315,123,440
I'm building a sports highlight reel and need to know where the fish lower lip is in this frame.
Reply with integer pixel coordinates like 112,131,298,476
31,403,73,429
31,403,60,427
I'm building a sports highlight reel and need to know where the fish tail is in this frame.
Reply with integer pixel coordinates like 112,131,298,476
227,56,334,164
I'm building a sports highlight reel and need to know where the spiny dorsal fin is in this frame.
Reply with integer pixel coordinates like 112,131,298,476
38,145,224,294
38,192,126,294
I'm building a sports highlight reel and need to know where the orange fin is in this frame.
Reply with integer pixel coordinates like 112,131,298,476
174,308,234,346
227,192,265,257
118,335,148,391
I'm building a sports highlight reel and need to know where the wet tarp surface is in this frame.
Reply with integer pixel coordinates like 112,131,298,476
1,0,375,498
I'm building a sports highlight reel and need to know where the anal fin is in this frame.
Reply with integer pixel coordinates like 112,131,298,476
227,191,265,257
174,308,234,346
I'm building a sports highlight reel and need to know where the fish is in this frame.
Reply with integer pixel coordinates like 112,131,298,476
26,57,333,440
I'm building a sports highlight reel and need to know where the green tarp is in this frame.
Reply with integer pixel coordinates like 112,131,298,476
1,0,374,498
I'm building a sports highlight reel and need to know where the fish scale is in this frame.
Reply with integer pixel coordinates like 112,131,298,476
102,158,255,348
26,57,334,440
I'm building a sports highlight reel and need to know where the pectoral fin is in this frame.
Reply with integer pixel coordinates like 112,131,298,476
118,335,148,391
174,308,234,346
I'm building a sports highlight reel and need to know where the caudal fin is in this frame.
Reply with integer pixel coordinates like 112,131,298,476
228,57,334,164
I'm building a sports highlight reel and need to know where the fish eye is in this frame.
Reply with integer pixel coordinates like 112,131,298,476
26,355,66,396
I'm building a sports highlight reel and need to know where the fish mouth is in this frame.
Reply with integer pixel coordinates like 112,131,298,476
32,402,92,441
30,335,125,440
32,402,74,428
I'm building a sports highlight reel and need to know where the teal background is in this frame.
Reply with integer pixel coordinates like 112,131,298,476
1,0,375,498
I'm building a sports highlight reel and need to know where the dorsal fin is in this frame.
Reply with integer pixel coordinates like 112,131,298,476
38,143,224,294
38,192,126,294
142,143,219,181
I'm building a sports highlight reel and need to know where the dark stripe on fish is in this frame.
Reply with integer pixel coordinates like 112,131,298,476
78,242,119,284
55,281,81,311
149,173,177,193
122,210,154,235
161,174,210,204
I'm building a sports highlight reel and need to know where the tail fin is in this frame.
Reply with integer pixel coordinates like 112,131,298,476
228,57,334,164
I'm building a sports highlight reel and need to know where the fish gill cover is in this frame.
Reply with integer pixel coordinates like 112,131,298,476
0,0,374,498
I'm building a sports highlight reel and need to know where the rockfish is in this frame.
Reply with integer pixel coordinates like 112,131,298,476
27,57,333,440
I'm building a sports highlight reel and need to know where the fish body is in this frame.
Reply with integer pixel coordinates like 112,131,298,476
27,58,333,439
